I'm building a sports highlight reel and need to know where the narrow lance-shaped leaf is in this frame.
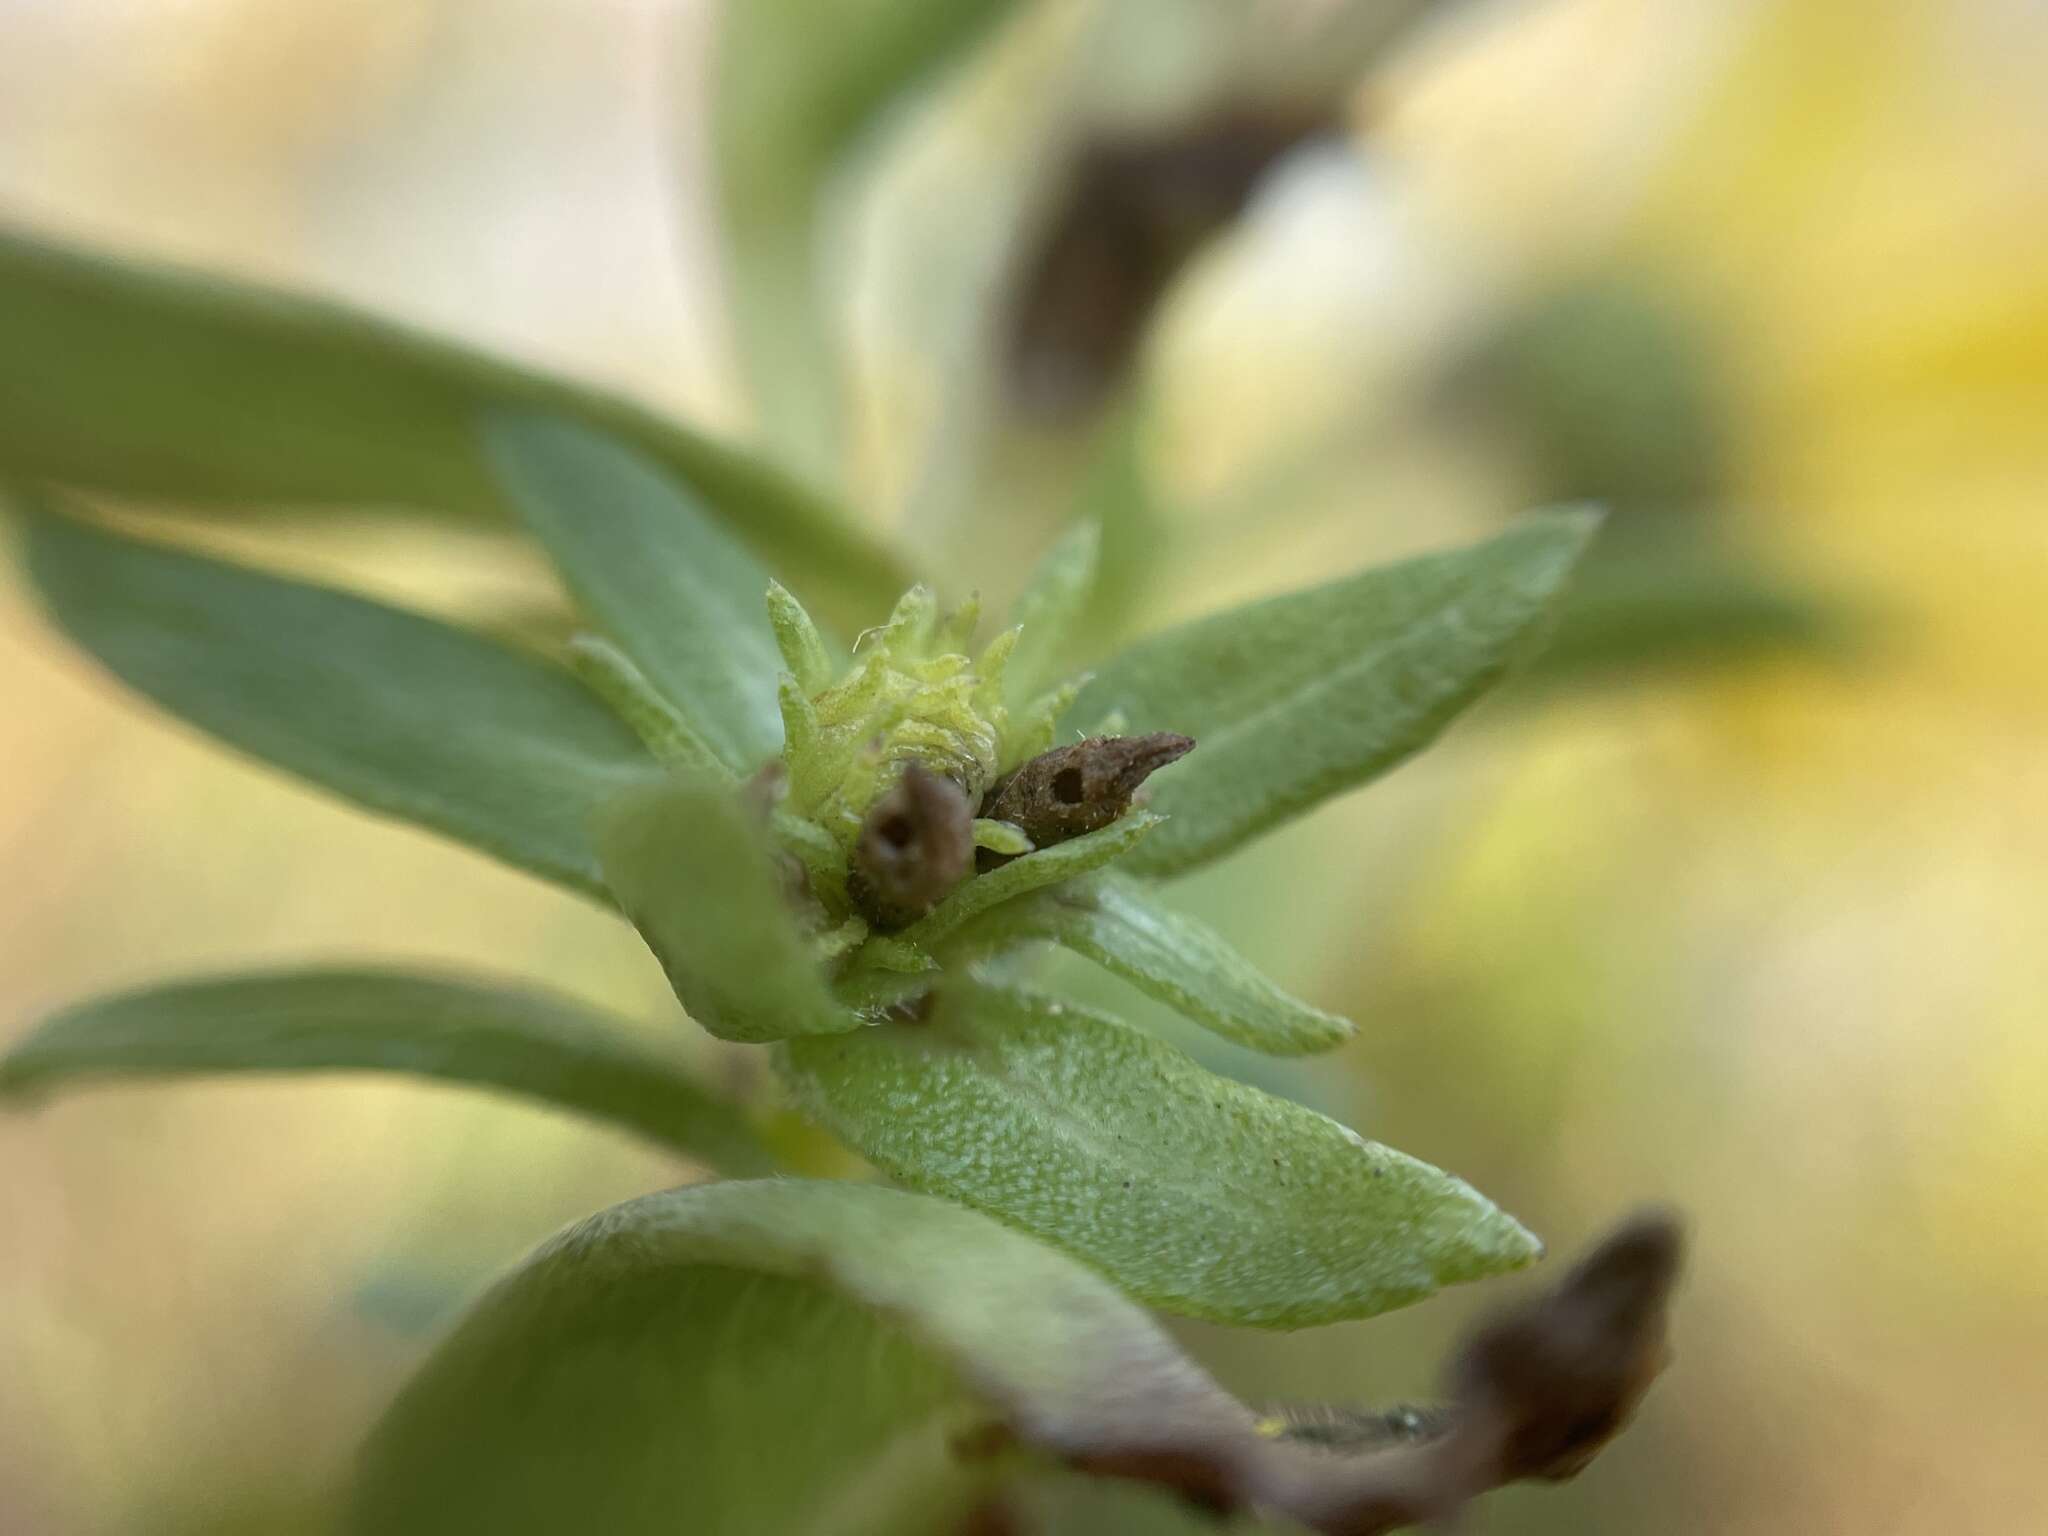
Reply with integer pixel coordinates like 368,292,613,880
714,0,1019,473
564,635,729,780
778,980,1539,1327
597,778,861,1043
1048,373,1173,661
0,225,910,623
0,969,773,1176
354,1180,1679,1536
1004,516,1101,706
830,812,1162,1013
765,578,837,694
898,811,1159,949
1530,522,1844,682
962,874,1354,1056
480,411,794,773
1072,509,1601,878
14,494,659,898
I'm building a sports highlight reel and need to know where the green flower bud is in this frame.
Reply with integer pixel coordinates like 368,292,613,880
775,584,1021,852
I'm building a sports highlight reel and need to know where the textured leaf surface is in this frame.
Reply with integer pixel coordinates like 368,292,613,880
967,874,1353,1055
830,814,1162,1013
898,811,1159,949
0,969,771,1175
482,413,789,772
1073,510,1600,876
0,225,908,620
597,779,861,1042
362,1187,1679,1536
17,496,658,897
778,982,1539,1326
352,1179,1254,1536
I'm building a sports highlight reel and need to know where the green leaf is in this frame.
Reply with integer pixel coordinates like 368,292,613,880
778,981,1539,1326
1005,516,1101,704
0,225,909,622
1532,523,1844,681
351,1179,1258,1536
564,635,729,780
355,1182,1680,1535
896,811,1160,950
965,874,1354,1056
596,778,861,1043
1073,509,1601,877
0,969,772,1176
765,579,838,694
972,818,1034,856
831,813,1163,1014
15,494,658,898
1052,392,1169,667
480,411,788,773
714,0,1018,473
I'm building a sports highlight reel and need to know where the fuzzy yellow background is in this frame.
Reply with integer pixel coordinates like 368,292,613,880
2,1,2043,1532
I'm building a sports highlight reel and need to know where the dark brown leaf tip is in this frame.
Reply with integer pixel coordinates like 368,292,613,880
978,733,1194,861
976,1208,1685,1536
1450,1207,1685,1486
848,764,976,930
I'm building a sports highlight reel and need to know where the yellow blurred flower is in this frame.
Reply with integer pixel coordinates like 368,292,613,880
1347,3,2048,1522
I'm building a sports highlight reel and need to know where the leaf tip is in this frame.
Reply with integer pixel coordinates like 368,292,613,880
1528,501,1608,564
1502,1213,1549,1268
1297,1010,1359,1055
1451,1206,1684,1483
1416,1174,1547,1293
1477,1212,1548,1285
